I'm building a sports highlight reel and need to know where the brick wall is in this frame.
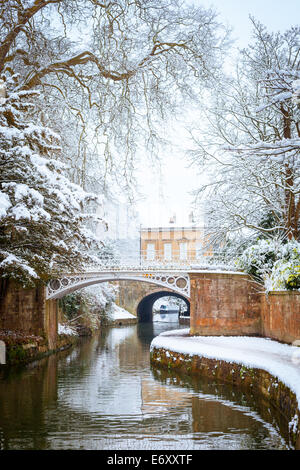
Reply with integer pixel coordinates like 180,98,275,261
261,292,300,344
1,275,299,348
189,272,262,336
113,280,174,316
0,279,57,348
190,272,300,344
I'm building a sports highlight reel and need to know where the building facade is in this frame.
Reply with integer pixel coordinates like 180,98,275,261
140,226,212,264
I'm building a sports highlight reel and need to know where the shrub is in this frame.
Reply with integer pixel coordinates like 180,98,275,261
236,239,300,291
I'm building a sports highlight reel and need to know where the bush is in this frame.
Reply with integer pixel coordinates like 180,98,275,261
235,239,279,282
236,239,300,291
58,284,118,330
268,259,300,291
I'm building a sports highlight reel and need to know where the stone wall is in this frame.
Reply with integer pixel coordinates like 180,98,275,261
189,272,262,337
0,279,57,348
44,298,58,349
261,292,300,344
150,346,300,449
189,272,300,344
113,280,175,316
1,275,300,354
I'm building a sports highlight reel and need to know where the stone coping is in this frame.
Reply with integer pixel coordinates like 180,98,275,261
150,331,300,449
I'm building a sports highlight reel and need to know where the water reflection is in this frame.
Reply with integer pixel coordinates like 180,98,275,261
0,323,288,450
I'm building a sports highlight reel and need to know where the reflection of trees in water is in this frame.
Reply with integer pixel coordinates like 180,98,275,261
0,325,288,450
0,354,58,449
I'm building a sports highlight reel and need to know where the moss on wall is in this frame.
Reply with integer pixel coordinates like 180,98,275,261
151,346,300,449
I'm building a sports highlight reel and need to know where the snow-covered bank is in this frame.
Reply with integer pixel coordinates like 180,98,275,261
58,323,78,336
108,304,137,325
110,304,136,321
150,329,300,407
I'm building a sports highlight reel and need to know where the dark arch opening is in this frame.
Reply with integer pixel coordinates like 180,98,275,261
137,291,190,323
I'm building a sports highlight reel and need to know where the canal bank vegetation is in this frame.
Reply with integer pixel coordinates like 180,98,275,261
58,284,117,336
58,283,136,336
0,328,76,366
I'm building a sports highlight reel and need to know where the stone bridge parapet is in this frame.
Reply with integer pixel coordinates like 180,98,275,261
189,271,262,336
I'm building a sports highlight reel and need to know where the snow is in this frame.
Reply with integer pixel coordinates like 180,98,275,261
0,192,11,218
13,183,44,205
110,304,136,320
0,253,38,278
289,414,299,434
58,323,78,336
237,239,300,292
292,79,300,104
151,329,300,408
11,204,31,220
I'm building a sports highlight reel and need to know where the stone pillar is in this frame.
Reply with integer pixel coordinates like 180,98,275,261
44,299,58,350
0,280,58,348
0,279,45,336
189,272,262,336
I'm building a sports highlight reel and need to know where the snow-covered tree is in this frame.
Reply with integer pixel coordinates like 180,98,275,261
0,0,229,194
0,76,103,286
190,19,300,245
236,238,300,292
0,0,229,286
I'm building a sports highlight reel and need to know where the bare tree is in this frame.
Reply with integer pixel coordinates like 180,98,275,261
1,0,229,192
189,18,300,246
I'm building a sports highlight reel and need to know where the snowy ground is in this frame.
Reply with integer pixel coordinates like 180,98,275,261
151,329,300,408
58,323,78,336
110,304,136,321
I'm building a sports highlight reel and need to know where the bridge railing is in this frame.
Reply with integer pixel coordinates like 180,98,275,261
85,251,238,272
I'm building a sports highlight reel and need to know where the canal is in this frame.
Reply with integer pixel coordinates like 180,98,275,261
0,322,288,450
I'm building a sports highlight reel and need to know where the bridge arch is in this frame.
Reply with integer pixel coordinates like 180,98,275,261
137,291,190,323
46,271,190,300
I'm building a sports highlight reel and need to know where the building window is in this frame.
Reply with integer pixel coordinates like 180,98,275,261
164,243,172,261
146,243,155,261
179,242,187,260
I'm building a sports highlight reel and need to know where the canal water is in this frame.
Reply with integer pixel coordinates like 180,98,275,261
0,322,289,450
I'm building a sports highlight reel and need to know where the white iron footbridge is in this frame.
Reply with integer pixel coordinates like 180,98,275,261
46,255,237,300
46,269,191,299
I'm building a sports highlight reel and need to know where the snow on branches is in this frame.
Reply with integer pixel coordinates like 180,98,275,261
191,21,300,243
0,75,104,286
236,238,300,292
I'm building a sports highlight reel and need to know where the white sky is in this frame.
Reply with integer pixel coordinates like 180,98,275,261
135,0,300,228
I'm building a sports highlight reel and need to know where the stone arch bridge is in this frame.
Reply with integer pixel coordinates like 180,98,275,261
46,269,191,324
46,268,262,336
0,267,263,352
